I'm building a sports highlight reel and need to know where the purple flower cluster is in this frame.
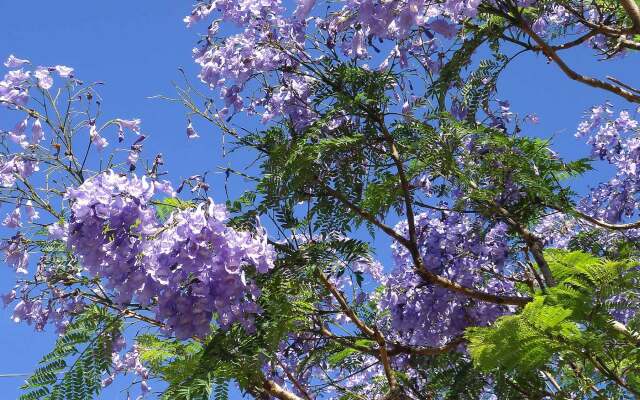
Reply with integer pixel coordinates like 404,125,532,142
65,171,158,305
534,213,580,249
381,212,516,347
1,55,74,108
63,171,275,339
185,0,472,129
185,0,629,143
103,340,150,397
576,104,640,223
143,201,274,338
188,0,312,125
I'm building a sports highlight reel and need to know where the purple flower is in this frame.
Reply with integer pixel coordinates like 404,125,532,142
31,119,45,144
294,0,316,20
54,65,74,78
2,235,29,274
128,150,140,167
89,123,109,151
1,290,16,307
428,19,458,39
186,122,199,139
4,54,30,68
34,67,53,90
11,300,30,323
532,18,548,36
47,222,68,240
9,119,29,148
114,118,141,142
58,171,275,339
3,207,22,228
381,211,518,347
24,201,39,222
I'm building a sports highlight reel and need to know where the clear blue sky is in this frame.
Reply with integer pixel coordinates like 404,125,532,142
0,1,637,399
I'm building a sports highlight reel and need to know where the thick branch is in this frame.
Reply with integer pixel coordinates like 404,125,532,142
500,30,596,52
317,270,398,392
317,326,375,353
548,205,640,231
373,328,398,393
571,210,640,231
375,116,419,254
620,0,640,35
275,359,313,400
263,380,305,400
318,326,463,357
412,266,530,305
387,336,465,356
317,270,376,337
490,203,556,287
317,181,530,306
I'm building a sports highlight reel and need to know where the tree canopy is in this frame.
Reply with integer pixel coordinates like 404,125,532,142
2,0,640,398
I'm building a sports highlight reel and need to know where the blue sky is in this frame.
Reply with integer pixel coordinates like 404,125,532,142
0,1,638,399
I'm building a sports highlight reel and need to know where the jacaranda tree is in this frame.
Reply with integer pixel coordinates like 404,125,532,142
2,0,640,398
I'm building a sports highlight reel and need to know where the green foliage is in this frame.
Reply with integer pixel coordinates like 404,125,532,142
137,255,318,399
21,306,121,400
155,197,194,221
468,296,579,373
454,124,590,224
460,59,504,123
429,32,488,109
467,250,640,398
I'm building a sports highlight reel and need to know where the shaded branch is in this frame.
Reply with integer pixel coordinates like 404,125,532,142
489,203,556,287
550,205,640,231
316,270,398,393
316,179,530,305
515,15,640,103
263,380,306,400
620,0,640,35
314,180,409,247
387,336,465,356
316,269,375,337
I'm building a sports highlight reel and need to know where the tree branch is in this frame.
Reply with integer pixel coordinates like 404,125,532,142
316,269,376,337
263,380,306,400
275,358,314,400
620,0,640,35
490,203,556,287
314,180,410,247
516,16,640,104
316,180,530,305
387,336,465,356
550,205,640,231
317,326,464,357
316,270,398,393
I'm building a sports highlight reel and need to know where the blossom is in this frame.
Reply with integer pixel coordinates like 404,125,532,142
31,119,45,144
89,123,108,151
9,119,29,148
186,122,199,139
4,54,29,68
54,65,74,78
47,222,68,241
114,118,141,142
429,19,458,39
60,171,275,338
3,207,22,228
34,67,53,90
24,201,39,222
294,0,316,20
382,212,517,347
